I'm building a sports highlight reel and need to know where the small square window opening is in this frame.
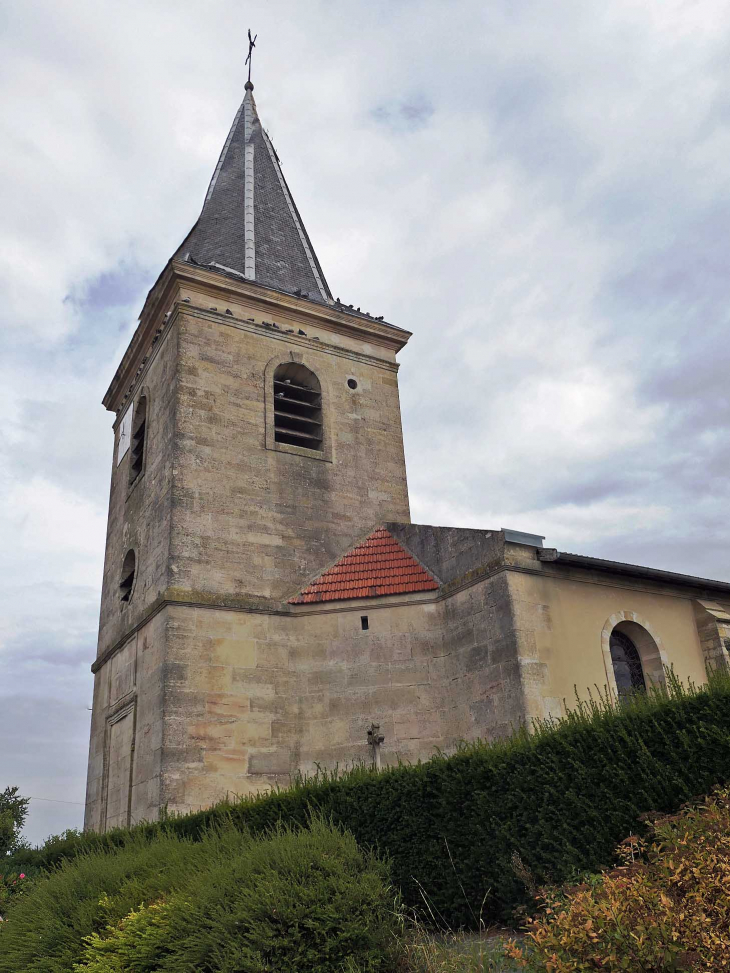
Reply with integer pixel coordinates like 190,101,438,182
361,615,369,631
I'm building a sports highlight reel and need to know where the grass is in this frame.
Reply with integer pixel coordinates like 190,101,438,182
399,929,522,972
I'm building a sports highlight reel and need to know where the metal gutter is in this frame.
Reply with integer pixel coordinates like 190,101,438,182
540,550,730,594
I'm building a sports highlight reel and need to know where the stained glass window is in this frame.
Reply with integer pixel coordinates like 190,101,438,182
609,629,646,697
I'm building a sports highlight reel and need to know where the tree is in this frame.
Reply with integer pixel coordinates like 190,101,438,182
0,786,30,856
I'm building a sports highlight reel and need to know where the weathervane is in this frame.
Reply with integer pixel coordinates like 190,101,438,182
245,28,257,84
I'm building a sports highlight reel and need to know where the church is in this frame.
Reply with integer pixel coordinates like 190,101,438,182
84,78,730,831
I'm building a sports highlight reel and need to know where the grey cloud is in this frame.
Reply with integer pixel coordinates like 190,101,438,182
371,95,434,131
0,695,90,846
65,261,153,313
0,582,98,685
541,471,649,509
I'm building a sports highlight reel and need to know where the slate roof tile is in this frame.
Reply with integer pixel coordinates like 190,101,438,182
176,83,332,305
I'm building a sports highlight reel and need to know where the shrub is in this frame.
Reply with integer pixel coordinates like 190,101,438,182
0,786,29,857
10,671,730,928
72,900,170,973
0,869,30,919
0,832,208,972
0,816,399,973
504,786,730,971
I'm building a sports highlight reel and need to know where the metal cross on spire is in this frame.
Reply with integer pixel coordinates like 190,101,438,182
245,28,257,85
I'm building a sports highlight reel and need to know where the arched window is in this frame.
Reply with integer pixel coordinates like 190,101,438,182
273,363,322,450
120,550,136,604
609,629,646,697
129,396,147,484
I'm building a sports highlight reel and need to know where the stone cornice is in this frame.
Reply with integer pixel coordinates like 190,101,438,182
103,260,411,414
108,302,403,427
103,262,177,413
91,557,728,674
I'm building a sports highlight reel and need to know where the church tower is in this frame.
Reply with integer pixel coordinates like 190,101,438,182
85,80,411,830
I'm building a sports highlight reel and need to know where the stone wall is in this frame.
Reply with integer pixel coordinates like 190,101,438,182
86,316,179,831
170,302,411,606
97,321,179,657
88,273,414,829
84,609,167,830
87,531,727,828
154,567,527,818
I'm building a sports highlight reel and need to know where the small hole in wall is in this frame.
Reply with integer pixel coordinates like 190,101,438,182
347,378,358,390
361,615,369,631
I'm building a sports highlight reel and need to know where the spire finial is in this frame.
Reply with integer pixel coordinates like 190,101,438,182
245,28,257,88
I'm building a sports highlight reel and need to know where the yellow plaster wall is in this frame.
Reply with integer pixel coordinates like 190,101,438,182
509,570,708,713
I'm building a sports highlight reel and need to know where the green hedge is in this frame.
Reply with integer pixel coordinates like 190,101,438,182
12,672,730,927
0,817,398,973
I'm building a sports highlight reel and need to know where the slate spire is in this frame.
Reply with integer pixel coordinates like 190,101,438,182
176,82,333,304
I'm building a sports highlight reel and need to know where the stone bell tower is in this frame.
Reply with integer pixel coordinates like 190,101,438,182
85,79,411,830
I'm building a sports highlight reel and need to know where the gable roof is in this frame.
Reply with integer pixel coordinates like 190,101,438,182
175,82,333,305
289,527,440,604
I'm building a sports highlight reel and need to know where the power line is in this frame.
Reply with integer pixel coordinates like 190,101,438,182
26,796,85,806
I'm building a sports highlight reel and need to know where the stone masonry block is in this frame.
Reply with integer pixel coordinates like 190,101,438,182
345,665,392,690
306,719,349,749
248,750,292,775
210,637,257,668
391,661,430,686
256,639,289,669
233,719,272,747
205,693,251,719
186,721,236,749
250,694,288,717
202,750,249,775
186,665,234,694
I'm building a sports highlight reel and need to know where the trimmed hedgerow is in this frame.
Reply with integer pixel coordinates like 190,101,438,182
11,671,730,927
0,817,399,973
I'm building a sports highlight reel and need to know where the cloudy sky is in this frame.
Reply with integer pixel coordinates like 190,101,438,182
2,0,729,845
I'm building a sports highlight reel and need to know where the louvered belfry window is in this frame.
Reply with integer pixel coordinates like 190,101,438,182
129,395,147,484
273,363,323,450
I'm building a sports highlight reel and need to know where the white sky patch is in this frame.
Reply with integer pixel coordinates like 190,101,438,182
410,495,671,551
529,499,672,548
1,478,106,590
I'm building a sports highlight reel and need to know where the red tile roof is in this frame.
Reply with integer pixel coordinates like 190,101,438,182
289,527,440,604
